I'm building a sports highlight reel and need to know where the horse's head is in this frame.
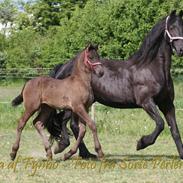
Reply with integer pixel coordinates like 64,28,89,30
83,44,104,77
165,10,183,56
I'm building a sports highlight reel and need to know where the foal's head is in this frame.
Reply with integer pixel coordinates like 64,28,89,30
82,44,104,77
165,10,183,56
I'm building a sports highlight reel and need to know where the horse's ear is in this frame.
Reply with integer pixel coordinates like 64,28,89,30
179,10,183,17
170,10,176,17
86,43,96,52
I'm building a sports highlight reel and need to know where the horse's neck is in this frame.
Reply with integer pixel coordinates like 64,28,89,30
159,39,172,82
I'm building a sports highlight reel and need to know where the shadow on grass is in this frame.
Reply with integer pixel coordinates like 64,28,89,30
54,153,180,163
103,154,180,162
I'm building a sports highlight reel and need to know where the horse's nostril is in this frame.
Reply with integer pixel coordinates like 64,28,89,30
179,48,183,55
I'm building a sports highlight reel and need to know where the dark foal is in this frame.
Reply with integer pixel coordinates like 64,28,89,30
10,44,104,161
46,10,183,159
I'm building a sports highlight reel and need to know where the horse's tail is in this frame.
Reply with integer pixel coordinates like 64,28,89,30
44,110,72,139
12,84,25,107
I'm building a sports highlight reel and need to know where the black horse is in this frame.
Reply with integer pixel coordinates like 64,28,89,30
44,10,183,159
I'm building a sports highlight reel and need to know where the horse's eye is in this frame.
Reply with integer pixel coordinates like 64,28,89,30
169,26,174,30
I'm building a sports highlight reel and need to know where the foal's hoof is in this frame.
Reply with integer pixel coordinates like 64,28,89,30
63,150,73,161
10,152,16,161
98,151,105,160
46,149,53,160
46,154,53,160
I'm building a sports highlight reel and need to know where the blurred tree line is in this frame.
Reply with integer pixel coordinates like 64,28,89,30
0,0,183,75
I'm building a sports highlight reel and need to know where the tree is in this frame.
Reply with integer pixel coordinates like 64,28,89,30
0,0,17,35
19,0,88,32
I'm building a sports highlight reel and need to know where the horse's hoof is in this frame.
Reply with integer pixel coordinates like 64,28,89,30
179,151,183,160
136,138,146,151
79,152,97,159
10,152,16,161
54,143,67,154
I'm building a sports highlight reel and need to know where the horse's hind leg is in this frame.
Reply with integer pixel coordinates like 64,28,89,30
137,99,164,150
10,110,33,160
159,101,183,159
33,106,53,160
54,110,71,154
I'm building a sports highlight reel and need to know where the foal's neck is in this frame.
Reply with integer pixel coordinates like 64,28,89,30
71,54,92,86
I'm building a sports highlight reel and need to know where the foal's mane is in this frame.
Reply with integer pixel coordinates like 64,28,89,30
131,17,166,66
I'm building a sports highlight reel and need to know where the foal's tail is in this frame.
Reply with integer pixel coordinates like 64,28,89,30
12,94,23,107
12,84,25,107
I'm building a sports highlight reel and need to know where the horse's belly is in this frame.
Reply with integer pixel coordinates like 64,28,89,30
93,83,135,105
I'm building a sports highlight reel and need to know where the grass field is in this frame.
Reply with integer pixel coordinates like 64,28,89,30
1,79,183,182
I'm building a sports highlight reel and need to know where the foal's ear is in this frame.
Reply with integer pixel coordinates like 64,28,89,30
170,10,176,17
179,10,183,17
94,44,99,50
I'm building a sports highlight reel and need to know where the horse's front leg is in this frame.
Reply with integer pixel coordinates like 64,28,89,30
70,113,97,159
137,98,164,150
159,101,183,159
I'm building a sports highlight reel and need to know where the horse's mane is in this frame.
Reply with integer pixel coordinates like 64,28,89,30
131,17,166,66
49,51,82,79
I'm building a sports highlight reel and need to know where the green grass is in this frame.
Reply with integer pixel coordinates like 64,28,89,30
0,130,182,183
1,79,183,182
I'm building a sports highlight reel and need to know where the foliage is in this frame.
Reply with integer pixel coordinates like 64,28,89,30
0,0,17,35
1,0,183,73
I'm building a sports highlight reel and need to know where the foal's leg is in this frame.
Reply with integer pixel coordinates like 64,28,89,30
10,110,34,160
34,121,52,159
159,101,183,159
65,105,104,159
63,121,86,160
137,99,164,150
33,106,53,159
